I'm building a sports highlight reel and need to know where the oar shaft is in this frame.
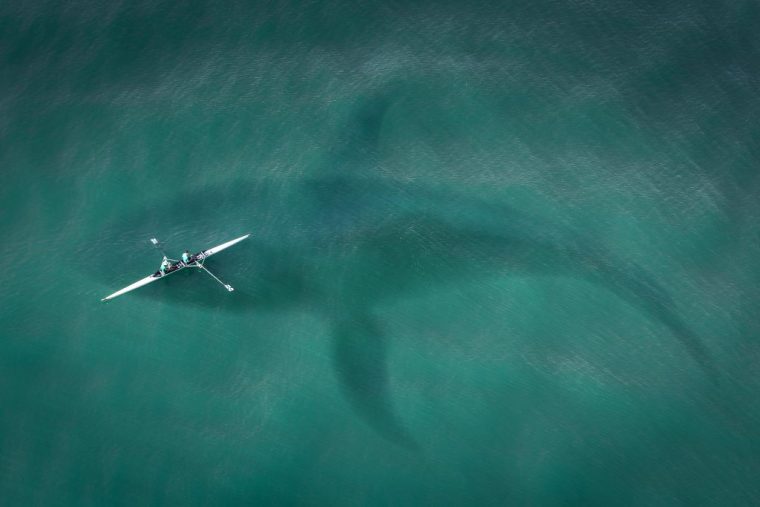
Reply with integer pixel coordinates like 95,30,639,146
195,263,234,292
150,238,169,259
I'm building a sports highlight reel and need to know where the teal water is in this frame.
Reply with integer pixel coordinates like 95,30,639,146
2,1,760,505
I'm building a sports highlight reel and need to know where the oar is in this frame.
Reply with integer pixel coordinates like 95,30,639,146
194,262,235,292
150,238,178,262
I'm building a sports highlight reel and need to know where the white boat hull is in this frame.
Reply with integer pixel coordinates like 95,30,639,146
101,234,250,301
200,234,250,258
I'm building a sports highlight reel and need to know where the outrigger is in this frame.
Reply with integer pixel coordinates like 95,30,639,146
101,234,250,301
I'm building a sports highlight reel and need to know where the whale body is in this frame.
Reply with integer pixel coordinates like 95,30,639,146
87,174,713,447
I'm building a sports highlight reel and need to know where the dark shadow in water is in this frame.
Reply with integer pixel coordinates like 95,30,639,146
333,87,397,164
334,210,716,378
87,84,715,446
333,312,418,449
87,174,717,447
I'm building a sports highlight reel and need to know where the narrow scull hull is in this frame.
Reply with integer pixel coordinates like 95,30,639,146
101,234,250,301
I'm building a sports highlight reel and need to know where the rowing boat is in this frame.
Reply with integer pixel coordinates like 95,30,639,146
101,234,250,301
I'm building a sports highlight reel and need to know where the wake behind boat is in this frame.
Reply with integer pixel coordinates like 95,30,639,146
101,234,250,301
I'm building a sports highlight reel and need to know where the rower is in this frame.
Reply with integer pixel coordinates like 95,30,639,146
159,257,172,275
181,250,192,263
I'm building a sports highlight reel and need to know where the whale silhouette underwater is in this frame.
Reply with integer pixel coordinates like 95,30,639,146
90,173,715,448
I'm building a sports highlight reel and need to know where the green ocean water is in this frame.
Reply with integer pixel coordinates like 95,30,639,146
1,1,760,505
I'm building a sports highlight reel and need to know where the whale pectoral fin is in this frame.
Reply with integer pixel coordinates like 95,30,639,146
332,312,417,449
